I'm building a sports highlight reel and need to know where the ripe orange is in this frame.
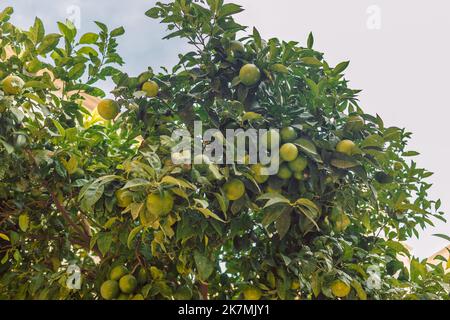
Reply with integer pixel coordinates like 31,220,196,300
280,143,298,162
239,64,261,86
142,80,159,97
2,75,24,95
97,99,120,120
146,191,174,216
335,140,356,156
223,179,245,200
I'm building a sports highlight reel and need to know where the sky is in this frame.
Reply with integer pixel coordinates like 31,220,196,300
2,0,449,258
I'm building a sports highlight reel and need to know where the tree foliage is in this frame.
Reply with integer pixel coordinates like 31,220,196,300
0,1,449,300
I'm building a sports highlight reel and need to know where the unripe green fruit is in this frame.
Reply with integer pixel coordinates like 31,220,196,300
280,126,297,142
239,64,261,86
288,156,307,172
277,163,292,180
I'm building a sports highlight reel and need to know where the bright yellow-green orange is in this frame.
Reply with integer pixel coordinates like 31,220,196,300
331,280,351,298
100,280,120,300
131,294,144,300
277,163,292,180
110,265,128,281
223,179,245,200
251,164,269,183
261,129,280,150
142,80,159,97
243,286,262,300
280,143,298,161
280,126,297,142
2,75,24,95
119,274,137,294
288,156,307,172
239,64,261,86
97,99,120,120
115,190,133,208
146,191,174,216
336,140,356,156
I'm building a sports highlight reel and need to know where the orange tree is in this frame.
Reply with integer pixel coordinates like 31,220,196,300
0,1,449,300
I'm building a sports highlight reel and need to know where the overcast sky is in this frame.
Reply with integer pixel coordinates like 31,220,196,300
3,0,449,258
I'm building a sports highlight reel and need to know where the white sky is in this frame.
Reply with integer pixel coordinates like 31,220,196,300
3,0,449,258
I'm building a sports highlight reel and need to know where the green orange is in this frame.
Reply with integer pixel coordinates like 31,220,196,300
2,75,24,95
280,126,297,142
146,191,174,216
100,280,120,300
97,99,120,120
239,64,261,86
223,179,245,200
288,156,307,172
142,80,159,97
335,140,356,156
119,275,137,294
280,143,298,161
110,265,128,281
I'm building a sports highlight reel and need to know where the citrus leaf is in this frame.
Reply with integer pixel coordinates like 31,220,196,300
194,251,214,282
19,213,29,232
127,225,144,249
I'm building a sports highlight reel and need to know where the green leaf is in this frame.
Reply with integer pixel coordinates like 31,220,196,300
331,158,359,169
31,17,45,43
19,213,29,232
218,3,243,18
433,234,450,242
0,139,14,154
402,151,420,157
194,251,214,282
68,63,86,80
195,207,226,223
0,233,10,241
275,210,291,239
307,32,314,49
97,232,113,256
127,225,144,249
333,61,350,75
257,193,290,208
270,63,289,74
351,280,367,300
110,26,125,37
301,56,322,66
51,119,66,137
79,32,99,44
37,34,61,55
385,240,410,256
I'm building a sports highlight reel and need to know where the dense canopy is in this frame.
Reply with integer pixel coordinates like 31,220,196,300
0,1,448,300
